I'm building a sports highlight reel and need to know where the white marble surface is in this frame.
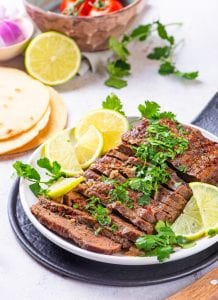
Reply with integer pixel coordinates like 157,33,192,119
0,0,218,299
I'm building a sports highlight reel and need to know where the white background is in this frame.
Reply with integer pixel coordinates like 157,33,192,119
0,0,218,299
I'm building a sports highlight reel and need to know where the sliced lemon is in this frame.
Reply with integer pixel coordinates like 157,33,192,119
44,130,83,176
75,109,129,153
47,176,84,199
189,182,218,235
25,31,81,86
74,125,103,169
172,196,205,240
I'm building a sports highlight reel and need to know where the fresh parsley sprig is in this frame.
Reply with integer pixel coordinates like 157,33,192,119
135,221,195,262
102,93,126,116
105,21,198,89
13,158,66,197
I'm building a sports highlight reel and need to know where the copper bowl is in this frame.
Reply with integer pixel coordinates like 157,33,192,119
24,0,143,52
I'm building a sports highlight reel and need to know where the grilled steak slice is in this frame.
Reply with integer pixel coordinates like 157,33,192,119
90,163,126,183
107,149,130,161
165,167,193,199
64,190,143,242
122,119,149,145
39,197,95,225
122,118,218,185
97,153,189,221
85,169,102,181
31,203,121,254
76,182,154,233
117,143,135,156
39,198,133,249
91,156,136,180
153,186,187,211
63,191,88,209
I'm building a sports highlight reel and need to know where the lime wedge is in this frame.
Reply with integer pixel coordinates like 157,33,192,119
44,130,83,176
25,31,81,86
172,196,205,240
189,182,218,235
75,109,129,153
75,125,103,169
47,176,84,199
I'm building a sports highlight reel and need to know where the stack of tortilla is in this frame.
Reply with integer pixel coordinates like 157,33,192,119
0,68,68,159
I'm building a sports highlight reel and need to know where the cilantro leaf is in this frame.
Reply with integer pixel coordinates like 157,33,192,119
159,111,176,121
109,36,129,61
156,21,174,45
13,161,41,181
135,221,190,262
147,46,171,60
104,76,127,89
102,93,125,116
37,158,65,184
13,158,67,198
130,24,152,41
174,71,199,80
37,157,53,173
159,61,175,75
107,59,130,78
138,101,160,119
29,182,45,197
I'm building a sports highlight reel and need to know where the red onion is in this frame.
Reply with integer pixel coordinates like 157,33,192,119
0,19,25,47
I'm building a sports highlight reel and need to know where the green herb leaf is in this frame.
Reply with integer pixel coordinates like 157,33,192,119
85,196,111,227
102,93,125,116
174,71,199,80
156,21,174,45
135,221,190,262
159,111,176,121
106,59,131,78
109,184,133,208
29,182,45,197
130,24,152,41
177,165,187,173
111,223,118,233
159,61,175,75
109,36,129,61
13,161,41,181
138,101,160,119
104,76,127,89
147,46,171,60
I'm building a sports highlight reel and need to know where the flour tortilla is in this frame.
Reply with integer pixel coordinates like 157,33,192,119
6,87,68,155
0,67,50,140
0,107,51,155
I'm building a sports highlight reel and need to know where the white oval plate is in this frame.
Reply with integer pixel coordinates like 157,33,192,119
19,123,218,265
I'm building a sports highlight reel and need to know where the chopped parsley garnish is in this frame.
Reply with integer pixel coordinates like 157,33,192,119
109,184,133,208
111,223,119,233
135,221,194,262
13,158,66,197
129,103,189,206
85,196,111,226
177,165,188,173
105,21,198,89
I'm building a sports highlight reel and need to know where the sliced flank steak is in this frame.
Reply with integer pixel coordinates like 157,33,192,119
30,116,217,256
31,202,121,254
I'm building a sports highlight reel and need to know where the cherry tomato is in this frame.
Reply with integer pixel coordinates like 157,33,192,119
60,0,74,12
60,0,95,16
88,0,123,16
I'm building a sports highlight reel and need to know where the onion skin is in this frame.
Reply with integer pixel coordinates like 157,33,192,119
0,19,25,47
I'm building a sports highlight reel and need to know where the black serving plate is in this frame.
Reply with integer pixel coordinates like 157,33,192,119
8,93,218,286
